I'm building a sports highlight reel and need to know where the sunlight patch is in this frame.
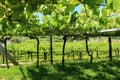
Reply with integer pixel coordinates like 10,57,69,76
84,69,97,77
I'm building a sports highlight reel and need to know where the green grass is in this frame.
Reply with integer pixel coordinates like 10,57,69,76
1,37,120,80
0,60,120,80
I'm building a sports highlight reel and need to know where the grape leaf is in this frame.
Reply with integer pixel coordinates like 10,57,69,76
113,0,120,10
116,17,120,25
85,0,104,9
0,6,5,18
101,8,110,19
63,4,75,15
70,0,81,5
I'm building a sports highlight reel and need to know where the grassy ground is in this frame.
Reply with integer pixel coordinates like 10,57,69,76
0,37,120,80
0,60,120,80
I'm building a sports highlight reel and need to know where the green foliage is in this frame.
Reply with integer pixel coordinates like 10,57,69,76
101,8,110,19
84,0,104,9
0,0,120,37
70,11,78,24
64,4,75,15
0,5,5,18
70,0,81,5
116,17,120,25
112,0,120,10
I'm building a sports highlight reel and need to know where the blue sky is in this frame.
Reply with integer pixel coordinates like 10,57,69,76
34,12,43,23
74,4,82,13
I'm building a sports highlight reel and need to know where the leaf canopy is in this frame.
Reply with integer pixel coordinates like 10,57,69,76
0,0,120,36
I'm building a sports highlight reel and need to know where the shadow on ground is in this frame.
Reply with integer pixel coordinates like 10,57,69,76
24,60,120,80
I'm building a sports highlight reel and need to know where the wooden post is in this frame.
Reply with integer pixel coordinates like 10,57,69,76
118,49,119,57
20,51,22,59
18,51,19,60
108,37,112,61
44,52,47,62
115,48,117,57
50,35,53,65
116,48,119,57
28,51,29,60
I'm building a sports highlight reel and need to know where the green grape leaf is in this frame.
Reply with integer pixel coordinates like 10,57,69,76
0,0,5,4
113,0,120,10
51,0,58,3
101,8,110,19
107,0,120,10
85,0,104,9
70,0,81,5
12,3,24,12
70,11,78,24
116,17,120,25
55,4,63,13
64,4,75,15
8,0,21,5
107,0,113,4
42,5,52,15
99,18,107,25
93,9,100,15
0,6,5,18
0,24,2,31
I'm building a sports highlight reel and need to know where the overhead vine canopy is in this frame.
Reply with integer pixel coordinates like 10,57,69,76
0,0,120,36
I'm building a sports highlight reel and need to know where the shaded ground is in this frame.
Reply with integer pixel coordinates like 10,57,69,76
0,60,120,80
26,60,120,80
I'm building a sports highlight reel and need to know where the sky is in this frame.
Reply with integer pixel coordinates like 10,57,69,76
34,12,43,23
74,4,82,13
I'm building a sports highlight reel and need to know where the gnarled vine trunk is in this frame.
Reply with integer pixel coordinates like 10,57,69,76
108,37,112,61
85,37,93,64
26,35,40,68
62,36,67,67
36,37,40,68
0,36,19,69
4,39,9,68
